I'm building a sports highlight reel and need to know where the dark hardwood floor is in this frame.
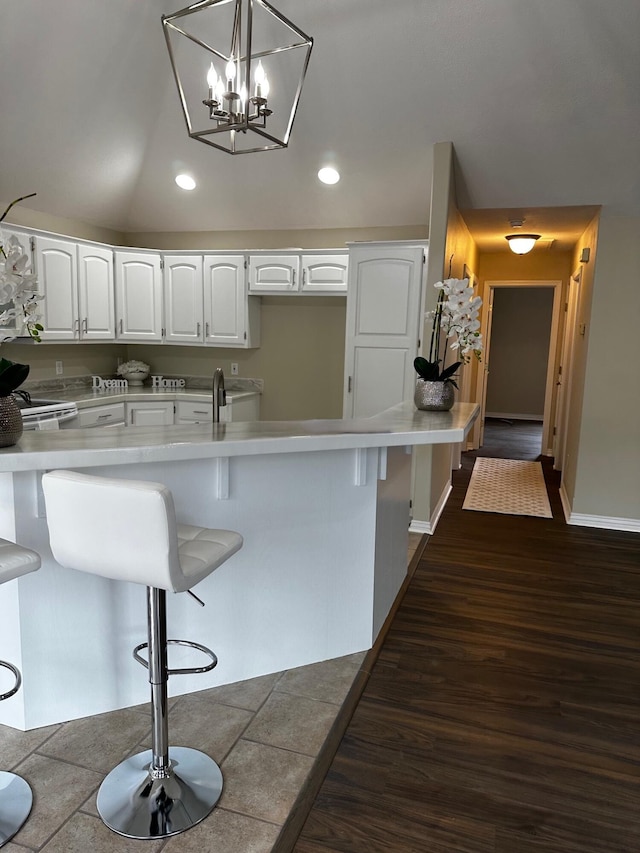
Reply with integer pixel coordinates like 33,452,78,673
293,422,640,853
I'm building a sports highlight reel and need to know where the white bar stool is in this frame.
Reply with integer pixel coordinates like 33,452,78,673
0,538,40,848
41,470,243,840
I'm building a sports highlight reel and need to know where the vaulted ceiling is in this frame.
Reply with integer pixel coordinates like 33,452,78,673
1,0,638,248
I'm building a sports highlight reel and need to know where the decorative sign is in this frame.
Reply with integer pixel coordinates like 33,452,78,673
92,376,128,391
151,376,186,389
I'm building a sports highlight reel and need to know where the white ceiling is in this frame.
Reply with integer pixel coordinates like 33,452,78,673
1,0,638,248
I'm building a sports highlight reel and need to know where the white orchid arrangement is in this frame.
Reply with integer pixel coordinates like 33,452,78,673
414,277,483,387
0,193,43,343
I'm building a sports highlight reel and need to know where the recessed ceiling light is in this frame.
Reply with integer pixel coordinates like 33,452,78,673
318,167,340,185
175,174,196,190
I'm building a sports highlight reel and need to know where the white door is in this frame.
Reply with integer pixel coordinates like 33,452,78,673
163,255,203,344
344,246,425,418
115,252,163,341
204,255,246,345
35,236,78,340
77,245,115,340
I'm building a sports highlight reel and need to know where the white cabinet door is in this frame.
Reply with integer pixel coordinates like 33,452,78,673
34,236,78,340
77,245,115,340
115,252,163,341
204,255,245,345
248,255,300,293
163,255,204,344
343,244,426,418
203,255,260,348
301,253,348,293
126,401,174,426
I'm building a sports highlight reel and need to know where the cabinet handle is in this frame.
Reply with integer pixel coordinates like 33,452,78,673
97,414,112,420
302,269,306,286
348,376,352,393
205,322,209,338
192,410,208,415
74,318,80,337
197,322,201,337
292,270,296,287
119,318,123,334
83,318,88,333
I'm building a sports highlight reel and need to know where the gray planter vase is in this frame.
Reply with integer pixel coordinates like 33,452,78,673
414,379,455,412
0,394,24,447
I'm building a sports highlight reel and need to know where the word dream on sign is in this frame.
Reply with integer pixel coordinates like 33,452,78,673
91,375,186,392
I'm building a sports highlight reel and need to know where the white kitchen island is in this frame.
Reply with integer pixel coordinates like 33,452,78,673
0,402,478,729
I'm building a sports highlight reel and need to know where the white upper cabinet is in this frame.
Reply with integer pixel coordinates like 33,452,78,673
248,251,348,295
77,245,115,340
343,242,427,418
248,254,300,293
301,254,349,293
204,255,260,348
115,251,163,342
35,237,116,342
163,255,204,344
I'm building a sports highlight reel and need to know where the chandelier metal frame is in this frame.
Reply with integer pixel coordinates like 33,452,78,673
162,0,313,155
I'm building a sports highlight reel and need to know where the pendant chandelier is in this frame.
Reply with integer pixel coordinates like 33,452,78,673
162,0,313,155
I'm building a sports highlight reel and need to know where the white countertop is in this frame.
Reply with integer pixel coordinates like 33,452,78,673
30,387,259,410
0,402,479,473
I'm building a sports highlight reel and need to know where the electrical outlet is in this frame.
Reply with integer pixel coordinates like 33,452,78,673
55,360,63,375
231,362,239,376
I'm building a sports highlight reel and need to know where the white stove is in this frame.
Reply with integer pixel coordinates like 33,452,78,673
17,397,78,430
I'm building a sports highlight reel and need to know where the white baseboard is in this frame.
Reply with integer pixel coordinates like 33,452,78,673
409,481,452,535
560,482,640,532
486,412,543,421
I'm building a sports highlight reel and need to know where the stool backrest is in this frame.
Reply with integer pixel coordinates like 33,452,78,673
42,470,182,591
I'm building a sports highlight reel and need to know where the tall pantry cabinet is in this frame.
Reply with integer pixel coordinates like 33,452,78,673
343,242,428,418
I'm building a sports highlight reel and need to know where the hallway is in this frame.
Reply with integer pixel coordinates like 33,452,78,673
294,429,640,852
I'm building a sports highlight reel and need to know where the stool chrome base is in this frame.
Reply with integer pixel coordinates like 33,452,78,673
0,770,33,847
96,747,223,840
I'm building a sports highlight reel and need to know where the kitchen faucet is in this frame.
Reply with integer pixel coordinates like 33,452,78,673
212,367,226,423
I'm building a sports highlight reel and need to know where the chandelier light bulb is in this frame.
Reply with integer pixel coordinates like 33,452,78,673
239,82,248,110
261,77,270,98
225,58,236,83
254,60,265,86
207,62,217,89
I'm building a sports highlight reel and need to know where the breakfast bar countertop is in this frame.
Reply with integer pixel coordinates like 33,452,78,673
0,402,479,473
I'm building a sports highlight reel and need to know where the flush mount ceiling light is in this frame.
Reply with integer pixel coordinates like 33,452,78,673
318,167,340,185
505,219,541,255
162,0,313,155
175,173,197,190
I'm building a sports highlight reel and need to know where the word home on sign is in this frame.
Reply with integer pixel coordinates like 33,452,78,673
151,376,186,389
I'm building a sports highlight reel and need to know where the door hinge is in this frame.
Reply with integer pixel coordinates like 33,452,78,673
244,258,248,269
558,365,562,376
30,236,35,253
553,426,557,435
409,499,413,509
244,331,247,339
160,258,164,270
417,338,421,349
348,376,352,393
564,302,568,312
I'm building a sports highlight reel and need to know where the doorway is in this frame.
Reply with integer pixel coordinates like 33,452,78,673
473,281,563,458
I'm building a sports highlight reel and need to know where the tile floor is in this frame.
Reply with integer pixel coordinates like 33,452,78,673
1,533,424,853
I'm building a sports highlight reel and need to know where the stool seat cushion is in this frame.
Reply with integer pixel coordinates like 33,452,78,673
176,524,243,589
42,470,243,593
0,538,41,584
